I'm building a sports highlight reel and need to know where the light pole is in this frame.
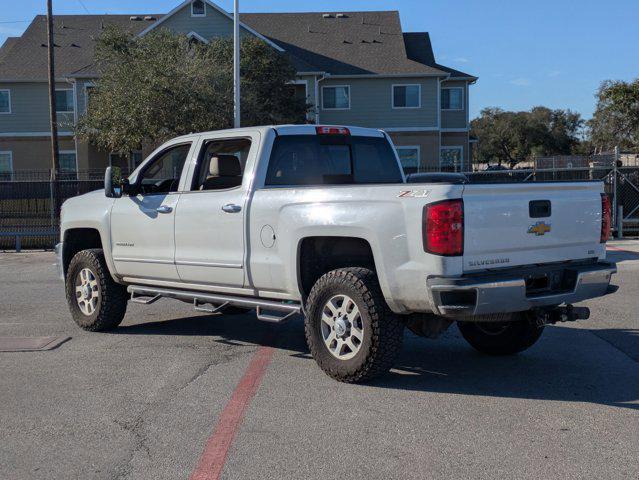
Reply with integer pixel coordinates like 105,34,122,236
233,0,240,128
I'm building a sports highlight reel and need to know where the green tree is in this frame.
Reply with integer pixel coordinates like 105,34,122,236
76,27,309,155
589,79,639,152
470,107,583,168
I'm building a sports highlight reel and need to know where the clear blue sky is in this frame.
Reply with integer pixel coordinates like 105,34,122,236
2,0,637,120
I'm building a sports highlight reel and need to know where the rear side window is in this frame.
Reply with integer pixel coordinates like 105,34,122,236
265,135,403,186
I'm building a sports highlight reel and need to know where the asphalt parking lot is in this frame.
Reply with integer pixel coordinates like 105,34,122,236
1,242,638,480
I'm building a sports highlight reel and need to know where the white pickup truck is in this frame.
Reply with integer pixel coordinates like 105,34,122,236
57,125,617,382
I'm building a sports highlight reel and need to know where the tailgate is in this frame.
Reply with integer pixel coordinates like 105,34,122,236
462,182,604,272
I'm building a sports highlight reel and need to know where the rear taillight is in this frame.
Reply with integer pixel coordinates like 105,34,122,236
601,193,611,243
423,199,464,256
316,126,350,135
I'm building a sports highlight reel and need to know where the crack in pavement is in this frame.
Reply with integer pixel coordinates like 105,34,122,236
108,343,255,479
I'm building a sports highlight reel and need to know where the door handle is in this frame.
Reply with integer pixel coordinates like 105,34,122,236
156,205,173,214
222,204,242,213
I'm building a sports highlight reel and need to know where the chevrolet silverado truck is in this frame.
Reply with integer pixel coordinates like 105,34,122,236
57,125,617,383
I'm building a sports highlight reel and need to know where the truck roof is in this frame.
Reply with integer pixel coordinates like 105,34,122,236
171,125,386,140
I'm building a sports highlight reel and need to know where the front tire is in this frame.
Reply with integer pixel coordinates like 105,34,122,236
65,249,128,331
304,268,404,383
457,313,544,355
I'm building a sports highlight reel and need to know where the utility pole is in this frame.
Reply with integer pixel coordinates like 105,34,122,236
46,0,61,222
47,0,60,180
233,0,240,128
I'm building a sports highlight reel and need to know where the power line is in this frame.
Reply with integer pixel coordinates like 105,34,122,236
76,0,90,14
0,20,31,24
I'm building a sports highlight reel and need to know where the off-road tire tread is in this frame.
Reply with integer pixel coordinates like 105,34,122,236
304,267,404,383
65,248,128,331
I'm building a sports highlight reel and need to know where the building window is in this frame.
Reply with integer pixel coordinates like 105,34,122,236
55,89,74,113
287,81,308,102
191,0,206,17
440,146,464,172
0,90,11,114
59,151,77,175
396,146,420,174
393,85,421,109
0,151,13,179
441,87,464,111
322,86,350,110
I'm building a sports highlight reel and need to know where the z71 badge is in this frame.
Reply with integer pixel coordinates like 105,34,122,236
398,190,431,198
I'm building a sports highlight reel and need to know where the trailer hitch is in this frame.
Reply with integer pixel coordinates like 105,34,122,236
535,305,590,326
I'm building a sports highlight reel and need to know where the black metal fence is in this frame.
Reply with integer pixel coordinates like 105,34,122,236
1,164,638,251
1,178,102,250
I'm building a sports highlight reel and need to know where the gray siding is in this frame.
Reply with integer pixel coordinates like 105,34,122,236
0,82,74,133
319,77,438,129
441,80,469,130
160,4,256,41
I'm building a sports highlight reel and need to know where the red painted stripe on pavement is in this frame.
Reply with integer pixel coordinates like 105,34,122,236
190,345,274,480
607,245,630,252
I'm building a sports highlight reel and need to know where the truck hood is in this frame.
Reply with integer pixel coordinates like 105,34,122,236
62,189,111,210
60,189,115,230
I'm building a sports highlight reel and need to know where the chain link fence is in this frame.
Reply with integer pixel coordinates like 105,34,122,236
1,159,638,250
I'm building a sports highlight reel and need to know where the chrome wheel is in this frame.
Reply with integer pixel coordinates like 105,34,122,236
75,268,100,316
321,294,364,360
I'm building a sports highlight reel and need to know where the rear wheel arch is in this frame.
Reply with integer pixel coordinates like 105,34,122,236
297,236,380,301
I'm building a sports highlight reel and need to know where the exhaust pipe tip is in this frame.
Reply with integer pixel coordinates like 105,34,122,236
569,305,590,320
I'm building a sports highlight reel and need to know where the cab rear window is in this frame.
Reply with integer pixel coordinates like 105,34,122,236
265,135,403,186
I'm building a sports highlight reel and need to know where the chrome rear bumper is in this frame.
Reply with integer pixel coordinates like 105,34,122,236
427,262,617,317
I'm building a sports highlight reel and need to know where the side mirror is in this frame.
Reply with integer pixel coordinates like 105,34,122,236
104,166,122,198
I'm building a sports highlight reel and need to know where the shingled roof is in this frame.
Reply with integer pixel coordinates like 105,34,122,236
403,32,475,79
0,10,475,81
240,11,450,76
0,15,161,81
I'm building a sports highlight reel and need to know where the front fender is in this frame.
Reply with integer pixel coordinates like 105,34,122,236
60,190,118,281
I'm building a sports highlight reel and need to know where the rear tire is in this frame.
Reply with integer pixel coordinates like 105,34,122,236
65,249,128,331
457,313,544,355
304,268,404,383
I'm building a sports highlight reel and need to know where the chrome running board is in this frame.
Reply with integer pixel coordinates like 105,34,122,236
127,285,302,323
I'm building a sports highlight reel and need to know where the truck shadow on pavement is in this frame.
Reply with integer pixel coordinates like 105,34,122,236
384,326,639,411
114,314,639,411
606,249,639,263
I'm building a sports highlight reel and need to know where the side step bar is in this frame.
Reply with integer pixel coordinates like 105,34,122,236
128,285,302,323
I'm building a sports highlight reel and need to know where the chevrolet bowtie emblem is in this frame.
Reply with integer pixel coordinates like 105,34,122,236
528,221,552,236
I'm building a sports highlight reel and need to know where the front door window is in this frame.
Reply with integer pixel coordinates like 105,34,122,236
136,144,191,195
